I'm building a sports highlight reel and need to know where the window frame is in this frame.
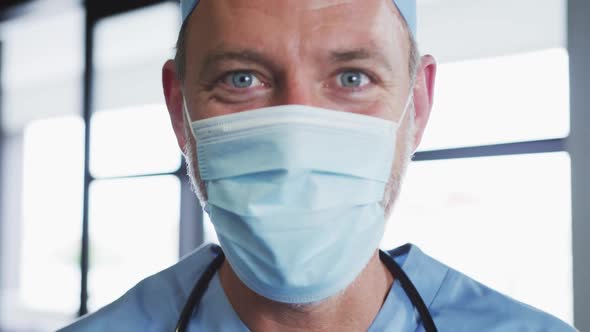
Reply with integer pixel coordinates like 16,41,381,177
77,0,202,316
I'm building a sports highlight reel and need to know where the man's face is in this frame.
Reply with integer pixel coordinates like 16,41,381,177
164,0,436,214
183,0,412,121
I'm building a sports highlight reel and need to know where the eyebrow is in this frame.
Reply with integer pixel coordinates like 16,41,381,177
329,48,394,72
200,48,279,75
198,47,394,77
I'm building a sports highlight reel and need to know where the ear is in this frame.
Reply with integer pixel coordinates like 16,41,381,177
162,59,187,151
411,54,437,152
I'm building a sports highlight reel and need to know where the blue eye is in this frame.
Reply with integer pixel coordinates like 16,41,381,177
227,71,259,88
338,71,369,88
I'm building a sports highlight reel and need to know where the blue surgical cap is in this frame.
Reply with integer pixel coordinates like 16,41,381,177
180,0,417,37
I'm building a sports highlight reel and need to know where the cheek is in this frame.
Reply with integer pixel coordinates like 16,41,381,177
191,93,275,121
340,98,404,122
190,86,407,122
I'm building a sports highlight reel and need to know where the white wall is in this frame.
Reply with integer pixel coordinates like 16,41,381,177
417,0,566,62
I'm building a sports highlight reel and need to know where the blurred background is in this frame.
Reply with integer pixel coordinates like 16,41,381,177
0,0,588,331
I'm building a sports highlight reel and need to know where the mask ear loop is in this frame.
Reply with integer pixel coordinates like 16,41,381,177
398,91,414,125
396,67,419,126
182,94,200,143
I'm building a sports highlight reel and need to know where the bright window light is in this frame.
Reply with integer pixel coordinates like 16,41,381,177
21,116,85,314
420,48,570,150
90,104,181,178
382,152,573,324
87,176,180,311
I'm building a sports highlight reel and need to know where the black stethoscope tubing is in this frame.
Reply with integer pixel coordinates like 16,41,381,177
175,249,438,332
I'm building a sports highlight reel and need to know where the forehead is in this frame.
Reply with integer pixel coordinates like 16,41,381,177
184,0,408,61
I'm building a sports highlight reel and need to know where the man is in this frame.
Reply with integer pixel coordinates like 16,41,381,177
60,0,577,331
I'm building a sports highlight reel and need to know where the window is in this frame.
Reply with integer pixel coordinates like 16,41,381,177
21,117,84,314
419,48,570,151
378,0,573,323
0,6,85,331
90,105,180,178
85,2,181,313
0,2,183,330
381,152,572,323
87,176,180,309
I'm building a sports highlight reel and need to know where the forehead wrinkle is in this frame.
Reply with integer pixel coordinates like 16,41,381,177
305,0,403,39
199,45,282,72
306,0,354,10
329,47,394,72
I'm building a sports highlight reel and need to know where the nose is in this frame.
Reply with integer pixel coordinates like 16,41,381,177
273,70,320,107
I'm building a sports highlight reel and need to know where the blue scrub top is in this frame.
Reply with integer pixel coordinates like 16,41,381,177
58,243,576,331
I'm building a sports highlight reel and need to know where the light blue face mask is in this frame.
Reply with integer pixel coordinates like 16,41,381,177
186,104,410,304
